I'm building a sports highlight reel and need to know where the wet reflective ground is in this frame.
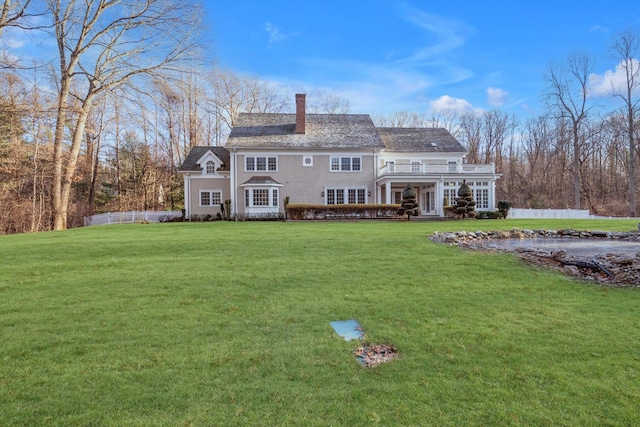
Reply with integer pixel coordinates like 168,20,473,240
481,238,640,257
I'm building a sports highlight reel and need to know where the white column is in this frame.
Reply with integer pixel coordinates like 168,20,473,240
490,179,496,210
230,149,237,216
385,181,391,204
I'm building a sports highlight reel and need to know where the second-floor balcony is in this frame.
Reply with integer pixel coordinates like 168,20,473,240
378,163,495,176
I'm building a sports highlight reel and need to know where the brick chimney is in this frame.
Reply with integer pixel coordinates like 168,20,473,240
295,93,306,134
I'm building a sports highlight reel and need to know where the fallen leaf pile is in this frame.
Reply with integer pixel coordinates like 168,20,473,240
355,343,398,367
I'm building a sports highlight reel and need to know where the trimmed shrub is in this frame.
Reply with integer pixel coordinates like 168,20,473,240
397,184,420,220
498,200,512,218
286,204,400,220
476,210,504,220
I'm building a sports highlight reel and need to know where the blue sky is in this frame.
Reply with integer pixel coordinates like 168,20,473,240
204,0,640,117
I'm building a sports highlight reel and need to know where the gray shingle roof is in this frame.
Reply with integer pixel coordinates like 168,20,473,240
240,176,281,185
225,113,385,149
377,128,465,153
178,146,230,172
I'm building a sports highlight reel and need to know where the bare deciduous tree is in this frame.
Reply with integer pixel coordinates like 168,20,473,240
307,90,350,114
0,0,31,34
609,29,640,216
544,52,598,209
208,68,290,142
47,0,202,230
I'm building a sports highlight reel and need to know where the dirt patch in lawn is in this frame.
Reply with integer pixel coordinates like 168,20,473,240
355,343,398,367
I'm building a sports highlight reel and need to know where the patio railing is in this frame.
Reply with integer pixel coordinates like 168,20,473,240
378,163,495,176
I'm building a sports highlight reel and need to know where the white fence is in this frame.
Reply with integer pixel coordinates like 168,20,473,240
508,208,596,219
84,211,183,226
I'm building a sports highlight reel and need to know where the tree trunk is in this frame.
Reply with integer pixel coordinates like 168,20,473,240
628,105,636,216
52,78,72,230
58,94,95,229
573,123,581,210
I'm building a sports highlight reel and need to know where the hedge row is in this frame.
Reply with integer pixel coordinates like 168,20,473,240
286,204,401,220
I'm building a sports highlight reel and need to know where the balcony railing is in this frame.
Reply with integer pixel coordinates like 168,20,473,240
378,163,495,176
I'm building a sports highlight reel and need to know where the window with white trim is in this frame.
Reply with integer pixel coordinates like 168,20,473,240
348,189,366,204
245,156,277,171
205,160,216,174
245,188,279,207
473,181,489,209
443,181,458,206
443,181,490,210
326,187,366,204
253,189,269,206
200,190,222,206
330,156,361,172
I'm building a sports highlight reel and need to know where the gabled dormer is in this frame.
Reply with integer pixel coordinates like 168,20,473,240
196,151,224,175
178,146,230,175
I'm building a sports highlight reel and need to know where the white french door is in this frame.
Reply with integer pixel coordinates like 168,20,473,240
422,190,435,214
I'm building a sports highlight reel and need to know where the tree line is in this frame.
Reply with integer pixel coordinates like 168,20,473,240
0,1,638,234
377,32,640,219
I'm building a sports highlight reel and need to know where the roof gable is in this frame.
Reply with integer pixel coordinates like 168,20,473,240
178,146,230,172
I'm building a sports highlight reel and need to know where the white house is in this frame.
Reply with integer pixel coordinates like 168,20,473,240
179,94,501,219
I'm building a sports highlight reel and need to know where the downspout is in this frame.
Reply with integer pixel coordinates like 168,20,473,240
231,148,237,218
372,149,378,203
184,173,190,220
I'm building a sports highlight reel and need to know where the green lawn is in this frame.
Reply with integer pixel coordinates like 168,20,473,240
1,219,639,426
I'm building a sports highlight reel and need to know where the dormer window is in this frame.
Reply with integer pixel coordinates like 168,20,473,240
205,160,216,174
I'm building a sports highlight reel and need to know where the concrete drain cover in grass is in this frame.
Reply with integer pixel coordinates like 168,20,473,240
355,343,398,367
330,320,364,341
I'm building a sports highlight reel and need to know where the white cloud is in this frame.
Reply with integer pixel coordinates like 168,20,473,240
264,22,286,47
486,87,509,107
589,24,608,33
396,4,472,65
429,95,480,115
6,38,25,49
589,59,640,97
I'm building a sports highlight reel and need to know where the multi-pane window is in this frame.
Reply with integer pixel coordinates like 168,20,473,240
475,189,489,209
200,190,222,206
205,160,216,174
443,182,458,206
348,189,366,204
253,189,269,206
327,188,366,204
326,189,343,204
473,181,489,209
245,156,277,171
244,188,279,208
201,192,210,206
443,181,490,209
330,156,361,172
